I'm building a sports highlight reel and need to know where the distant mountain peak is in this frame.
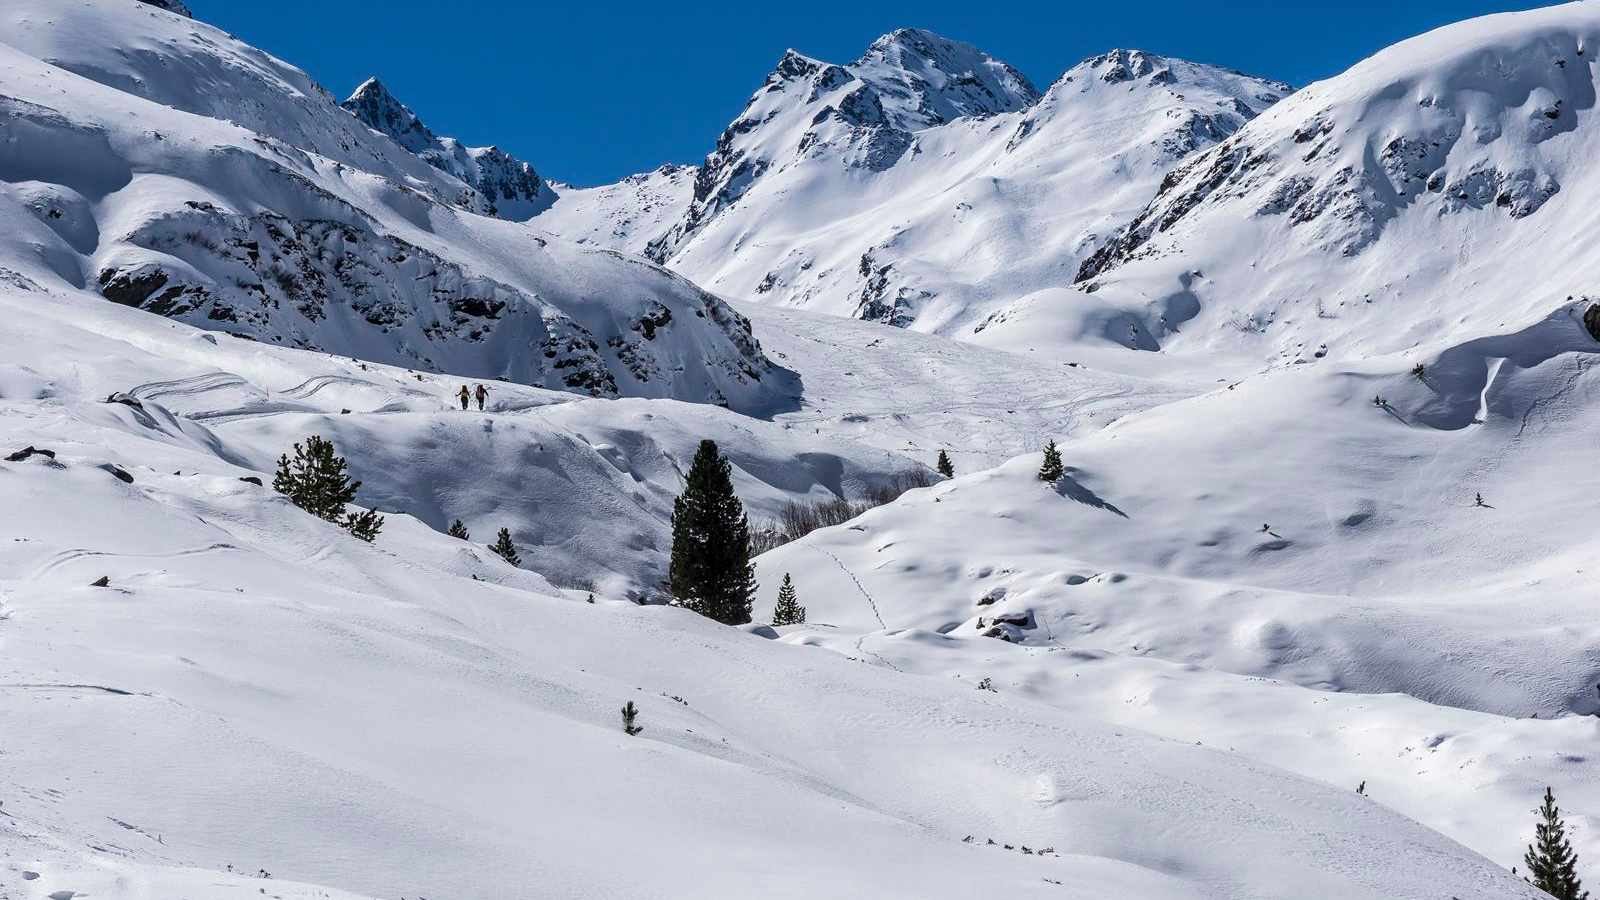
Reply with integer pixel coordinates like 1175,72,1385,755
342,77,438,154
341,78,551,220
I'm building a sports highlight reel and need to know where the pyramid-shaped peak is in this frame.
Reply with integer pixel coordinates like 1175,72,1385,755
340,77,438,154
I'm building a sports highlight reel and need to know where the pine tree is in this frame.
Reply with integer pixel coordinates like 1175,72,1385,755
343,508,383,543
772,573,806,626
621,700,642,736
489,527,521,566
1525,787,1590,900
273,435,384,541
447,519,470,540
669,439,757,625
1037,439,1064,483
936,450,955,478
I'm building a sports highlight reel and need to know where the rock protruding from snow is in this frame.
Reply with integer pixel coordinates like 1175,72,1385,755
137,0,192,16
342,78,555,220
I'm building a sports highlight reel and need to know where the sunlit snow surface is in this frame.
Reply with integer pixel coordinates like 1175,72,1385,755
3,1,1600,898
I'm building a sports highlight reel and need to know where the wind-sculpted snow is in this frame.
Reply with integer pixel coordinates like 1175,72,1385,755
0,0,785,412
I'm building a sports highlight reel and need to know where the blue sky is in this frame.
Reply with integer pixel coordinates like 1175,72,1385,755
195,0,1544,187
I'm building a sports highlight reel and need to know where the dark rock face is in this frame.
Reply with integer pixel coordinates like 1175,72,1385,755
1583,302,1600,342
90,196,771,405
95,206,617,396
341,78,436,154
136,0,192,17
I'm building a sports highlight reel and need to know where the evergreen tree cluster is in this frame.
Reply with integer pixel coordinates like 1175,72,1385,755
447,519,470,540
936,450,955,478
670,439,757,625
273,435,384,542
1526,787,1589,900
772,573,806,626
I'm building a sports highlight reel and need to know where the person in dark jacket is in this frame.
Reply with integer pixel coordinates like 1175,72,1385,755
474,383,489,411
456,385,470,410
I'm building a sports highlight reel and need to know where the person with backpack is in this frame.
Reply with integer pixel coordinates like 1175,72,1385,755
474,383,489,411
456,385,470,410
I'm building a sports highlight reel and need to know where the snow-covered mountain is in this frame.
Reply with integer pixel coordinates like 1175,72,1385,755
640,29,1042,265
6,2,1600,898
0,0,785,411
1053,2,1600,367
341,77,556,220
539,34,1287,335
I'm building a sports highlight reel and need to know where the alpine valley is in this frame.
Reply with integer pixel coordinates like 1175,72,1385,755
1,2,1597,898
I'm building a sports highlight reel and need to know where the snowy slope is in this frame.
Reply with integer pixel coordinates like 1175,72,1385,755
0,0,784,412
341,77,556,220
1060,2,1600,367
539,39,1286,337
535,163,698,256
756,299,1600,872
0,283,1545,900
0,284,919,598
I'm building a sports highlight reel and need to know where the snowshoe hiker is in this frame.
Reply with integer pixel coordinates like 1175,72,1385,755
474,383,489,411
457,385,470,410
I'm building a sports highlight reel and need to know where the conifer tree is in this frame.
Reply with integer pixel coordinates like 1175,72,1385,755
936,450,955,478
1525,787,1590,900
343,507,383,543
1037,439,1064,483
621,700,642,736
273,434,383,541
772,573,806,626
447,519,470,540
669,439,757,625
489,527,521,566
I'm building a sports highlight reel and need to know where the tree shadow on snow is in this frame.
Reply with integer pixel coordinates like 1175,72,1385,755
1055,468,1128,518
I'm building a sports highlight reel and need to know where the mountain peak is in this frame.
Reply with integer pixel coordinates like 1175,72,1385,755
341,78,550,219
853,28,1039,128
342,77,438,154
